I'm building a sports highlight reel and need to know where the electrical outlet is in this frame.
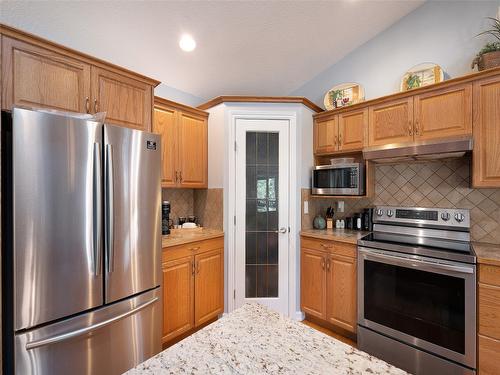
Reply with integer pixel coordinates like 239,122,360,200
337,201,344,213
304,201,309,214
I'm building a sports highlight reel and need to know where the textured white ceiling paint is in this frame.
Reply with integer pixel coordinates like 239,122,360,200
0,1,424,100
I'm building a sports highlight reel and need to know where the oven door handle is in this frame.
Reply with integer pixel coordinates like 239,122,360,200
360,249,474,275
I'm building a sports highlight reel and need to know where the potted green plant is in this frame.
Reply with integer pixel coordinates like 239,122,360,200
472,17,500,71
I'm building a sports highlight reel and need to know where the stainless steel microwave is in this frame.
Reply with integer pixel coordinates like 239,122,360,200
312,163,365,195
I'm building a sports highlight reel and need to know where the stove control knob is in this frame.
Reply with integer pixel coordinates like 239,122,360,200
441,212,450,221
454,213,465,222
376,209,384,217
387,209,394,217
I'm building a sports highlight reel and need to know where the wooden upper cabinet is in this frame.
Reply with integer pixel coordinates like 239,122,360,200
368,97,414,146
314,117,337,154
162,256,194,344
326,254,357,333
153,107,178,187
300,248,326,319
1,36,91,112
177,112,208,188
91,66,152,131
473,75,500,187
194,248,224,327
414,83,472,140
338,108,367,151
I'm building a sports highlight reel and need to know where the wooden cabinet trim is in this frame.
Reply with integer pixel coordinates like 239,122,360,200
155,96,208,118
197,95,323,113
479,264,500,287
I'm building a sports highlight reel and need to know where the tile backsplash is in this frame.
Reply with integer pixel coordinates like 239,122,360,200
162,188,223,230
302,157,500,244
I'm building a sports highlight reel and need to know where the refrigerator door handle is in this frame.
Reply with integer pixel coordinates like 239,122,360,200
93,143,102,276
105,144,115,273
24,297,159,350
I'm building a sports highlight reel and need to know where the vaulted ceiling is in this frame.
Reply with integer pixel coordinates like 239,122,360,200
1,1,424,100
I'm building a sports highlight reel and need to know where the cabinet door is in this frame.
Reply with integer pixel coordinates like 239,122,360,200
162,256,194,343
153,107,178,187
338,108,367,151
414,84,472,140
479,334,500,375
368,98,413,146
326,254,357,333
91,66,152,131
300,248,327,319
314,117,337,154
177,112,208,188
473,76,500,187
2,36,90,112
194,248,224,326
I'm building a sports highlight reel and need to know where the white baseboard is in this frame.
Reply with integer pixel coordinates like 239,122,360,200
293,310,305,321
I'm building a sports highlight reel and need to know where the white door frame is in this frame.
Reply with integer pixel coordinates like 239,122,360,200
226,110,298,318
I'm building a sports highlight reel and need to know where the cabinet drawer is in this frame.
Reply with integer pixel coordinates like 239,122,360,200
479,334,500,375
479,283,500,339
479,264,500,287
163,237,224,262
300,237,356,258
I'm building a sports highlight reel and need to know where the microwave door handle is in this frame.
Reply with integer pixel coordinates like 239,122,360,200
360,249,474,275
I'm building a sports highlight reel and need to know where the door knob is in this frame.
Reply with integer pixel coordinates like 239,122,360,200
278,227,287,234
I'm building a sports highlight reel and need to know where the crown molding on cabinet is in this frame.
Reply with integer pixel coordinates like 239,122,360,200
197,95,323,113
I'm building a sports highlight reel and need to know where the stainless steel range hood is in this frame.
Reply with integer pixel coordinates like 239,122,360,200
363,136,473,163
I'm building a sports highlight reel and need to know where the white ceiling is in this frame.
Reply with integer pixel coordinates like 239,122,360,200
0,1,424,101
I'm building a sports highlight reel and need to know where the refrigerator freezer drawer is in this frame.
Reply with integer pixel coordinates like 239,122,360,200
14,288,161,375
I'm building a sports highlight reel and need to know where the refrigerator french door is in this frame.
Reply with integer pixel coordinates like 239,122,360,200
2,108,162,375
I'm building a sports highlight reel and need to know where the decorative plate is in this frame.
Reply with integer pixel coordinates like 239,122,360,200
400,63,444,92
323,82,365,111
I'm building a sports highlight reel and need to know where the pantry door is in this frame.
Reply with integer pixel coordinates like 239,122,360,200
234,118,289,314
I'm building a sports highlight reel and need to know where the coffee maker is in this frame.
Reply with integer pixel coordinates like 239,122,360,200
162,201,171,235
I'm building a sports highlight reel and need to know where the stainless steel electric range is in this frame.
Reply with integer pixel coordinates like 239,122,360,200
357,206,476,375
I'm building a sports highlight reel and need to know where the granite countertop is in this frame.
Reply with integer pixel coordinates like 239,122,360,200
300,228,370,245
162,228,224,248
125,303,407,375
473,242,500,267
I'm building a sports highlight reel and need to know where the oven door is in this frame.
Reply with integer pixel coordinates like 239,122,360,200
311,164,363,195
358,247,476,369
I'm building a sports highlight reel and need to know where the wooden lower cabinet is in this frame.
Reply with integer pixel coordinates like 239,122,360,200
301,236,357,335
162,256,194,342
478,263,500,374
326,254,357,332
162,237,224,344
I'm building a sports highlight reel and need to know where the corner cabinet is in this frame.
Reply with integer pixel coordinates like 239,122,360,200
1,27,159,131
473,75,500,187
300,236,357,335
153,97,208,189
162,236,224,345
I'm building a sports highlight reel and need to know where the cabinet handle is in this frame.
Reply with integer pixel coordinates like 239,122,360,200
338,133,342,145
408,121,413,136
334,135,338,146
189,246,200,251
326,258,331,272
94,99,99,113
179,171,183,183
175,171,179,184
415,119,420,136
321,243,333,249
196,260,200,274
320,258,325,270
85,97,90,114
191,261,195,276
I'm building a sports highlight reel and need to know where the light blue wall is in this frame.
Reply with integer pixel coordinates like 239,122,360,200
291,0,500,108
154,84,206,107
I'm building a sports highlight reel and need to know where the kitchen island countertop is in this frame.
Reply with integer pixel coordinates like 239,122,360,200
162,228,224,248
125,303,407,375
300,228,369,245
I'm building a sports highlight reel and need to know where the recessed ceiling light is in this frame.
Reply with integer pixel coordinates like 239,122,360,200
179,34,196,52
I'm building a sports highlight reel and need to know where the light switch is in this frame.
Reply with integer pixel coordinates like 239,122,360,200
337,201,344,212
303,201,309,214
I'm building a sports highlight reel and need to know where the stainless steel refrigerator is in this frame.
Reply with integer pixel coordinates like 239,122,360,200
1,107,162,374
